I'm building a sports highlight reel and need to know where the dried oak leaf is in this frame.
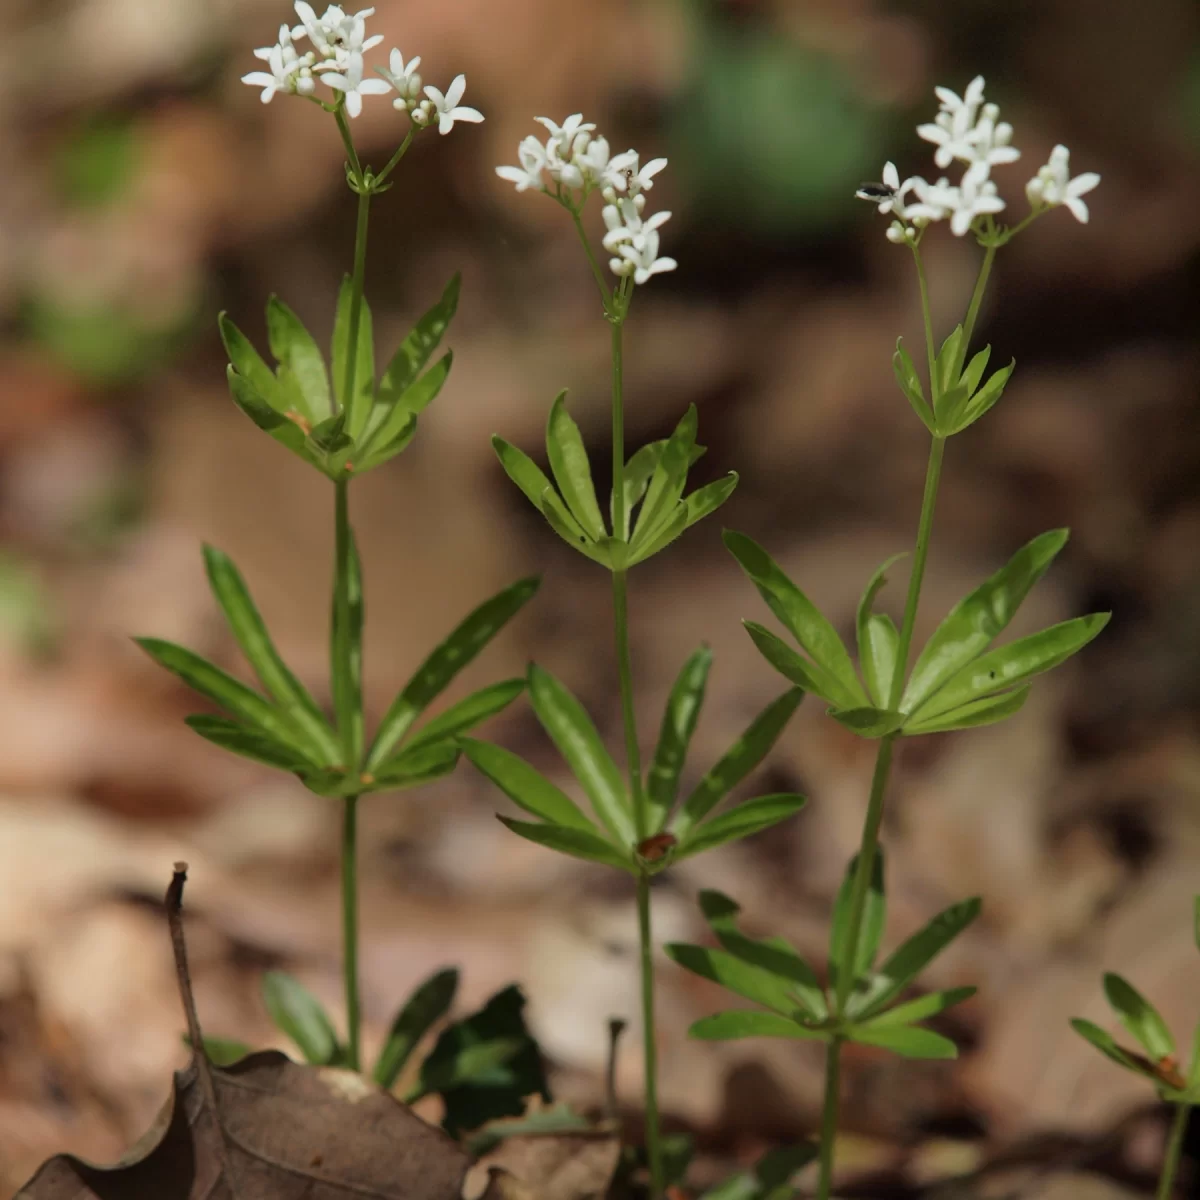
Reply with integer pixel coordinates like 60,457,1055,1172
18,1049,471,1200
469,1131,621,1200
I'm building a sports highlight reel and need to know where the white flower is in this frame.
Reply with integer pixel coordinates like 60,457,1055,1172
570,134,612,188
293,2,379,64
900,175,956,225
320,50,390,117
949,165,1005,236
535,114,595,152
855,161,911,215
968,103,1020,169
496,135,549,192
423,74,484,135
375,47,422,111
1026,144,1100,223
600,199,675,284
605,149,667,195
242,42,302,103
917,75,987,169
601,197,639,252
616,216,676,285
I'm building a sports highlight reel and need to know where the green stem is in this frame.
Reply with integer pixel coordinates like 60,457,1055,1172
636,872,664,1200
375,127,416,187
960,243,997,357
912,244,938,392
570,207,612,308
341,186,371,420
341,793,361,1072
612,572,644,831
815,1036,843,1200
334,107,364,184
1158,1103,1191,1200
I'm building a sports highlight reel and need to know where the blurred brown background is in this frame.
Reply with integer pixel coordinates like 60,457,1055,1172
1,0,1199,1195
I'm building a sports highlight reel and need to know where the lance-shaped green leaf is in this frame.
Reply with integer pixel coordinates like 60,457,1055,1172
1070,1018,1158,1078
409,1038,524,1104
857,553,906,707
934,324,965,399
374,966,458,1090
664,943,803,1015
263,970,339,1066
911,613,1110,722
893,338,935,433
847,1024,958,1059
331,275,375,438
136,636,305,750
697,890,826,1020
185,715,316,771
725,531,866,710
226,367,315,464
685,473,739,530
546,391,606,542
677,793,807,861
541,486,606,562
671,688,803,840
376,273,460,406
633,407,698,547
857,986,977,1028
404,679,525,752
903,685,1031,735
331,525,363,764
1103,973,1175,1061
742,621,839,703
960,345,992,398
368,740,460,791
220,313,282,412
851,898,981,1020
689,1011,822,1041
492,436,554,514
828,706,906,738
829,851,886,986
528,665,635,845
367,576,540,768
265,296,331,423
953,359,1015,432
461,739,594,831
612,441,664,539
901,529,1070,713
356,412,418,473
202,545,340,765
499,817,632,871
359,351,450,463
627,503,689,567
646,647,712,831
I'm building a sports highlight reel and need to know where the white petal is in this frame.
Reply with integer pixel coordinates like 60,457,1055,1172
423,84,446,108
242,71,276,86
1064,196,1090,223
320,71,349,89
345,90,363,117
1068,171,1100,198
358,78,391,95
882,161,899,189
449,105,483,124
438,113,454,134
916,123,947,145
445,74,466,109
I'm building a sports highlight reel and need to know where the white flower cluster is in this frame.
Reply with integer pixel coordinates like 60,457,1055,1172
241,2,483,133
496,115,677,285
857,76,1099,242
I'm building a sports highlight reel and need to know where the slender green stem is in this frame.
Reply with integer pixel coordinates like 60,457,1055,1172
815,1036,843,1200
636,873,664,1200
341,186,371,421
375,127,416,187
1158,1103,1191,1200
612,572,644,830
341,794,361,1071
334,107,363,184
960,243,997,357
570,207,612,308
912,244,938,393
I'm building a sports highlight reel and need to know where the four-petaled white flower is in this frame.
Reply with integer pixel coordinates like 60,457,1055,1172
606,149,667,195
496,135,549,193
242,41,302,103
855,161,907,215
1026,144,1101,224
917,75,986,168
320,50,390,118
423,75,484,135
375,47,422,111
949,165,1005,236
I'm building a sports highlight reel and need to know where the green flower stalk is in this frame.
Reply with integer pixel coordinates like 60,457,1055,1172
138,3,536,1079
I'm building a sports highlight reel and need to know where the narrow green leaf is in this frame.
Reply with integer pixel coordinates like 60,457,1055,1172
725,531,866,709
498,817,633,872
528,665,635,845
202,545,339,764
492,436,554,514
697,890,826,1020
685,473,739,530
461,739,595,831
355,413,418,473
265,296,331,422
911,613,1111,722
855,898,982,1019
626,501,689,566
893,339,935,433
219,314,281,411
359,352,450,463
331,275,375,438
369,740,460,791
308,411,351,456
830,852,886,985
1070,1018,1157,1078
901,529,1070,713
136,637,304,749
192,1035,253,1066
676,793,807,860
411,1038,524,1103
857,553,906,707
904,685,1031,735
860,986,977,1029
828,706,906,738
376,273,460,405
934,324,965,397
373,967,458,1090
1103,973,1175,1060
688,1011,821,1041
671,688,803,839
664,943,801,1015
634,407,697,546
546,391,606,542
226,367,316,464
542,485,605,561
331,525,363,764
848,1024,959,1059
646,646,712,831
185,714,315,770
960,344,992,398
367,577,540,768
954,359,1015,432
743,620,845,704
405,679,525,751
612,441,664,540
263,971,339,1066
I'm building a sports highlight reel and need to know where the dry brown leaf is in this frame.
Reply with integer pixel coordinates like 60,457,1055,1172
468,1130,620,1200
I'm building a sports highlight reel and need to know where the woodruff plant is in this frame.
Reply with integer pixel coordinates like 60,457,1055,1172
138,2,542,1084
665,76,1108,1199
